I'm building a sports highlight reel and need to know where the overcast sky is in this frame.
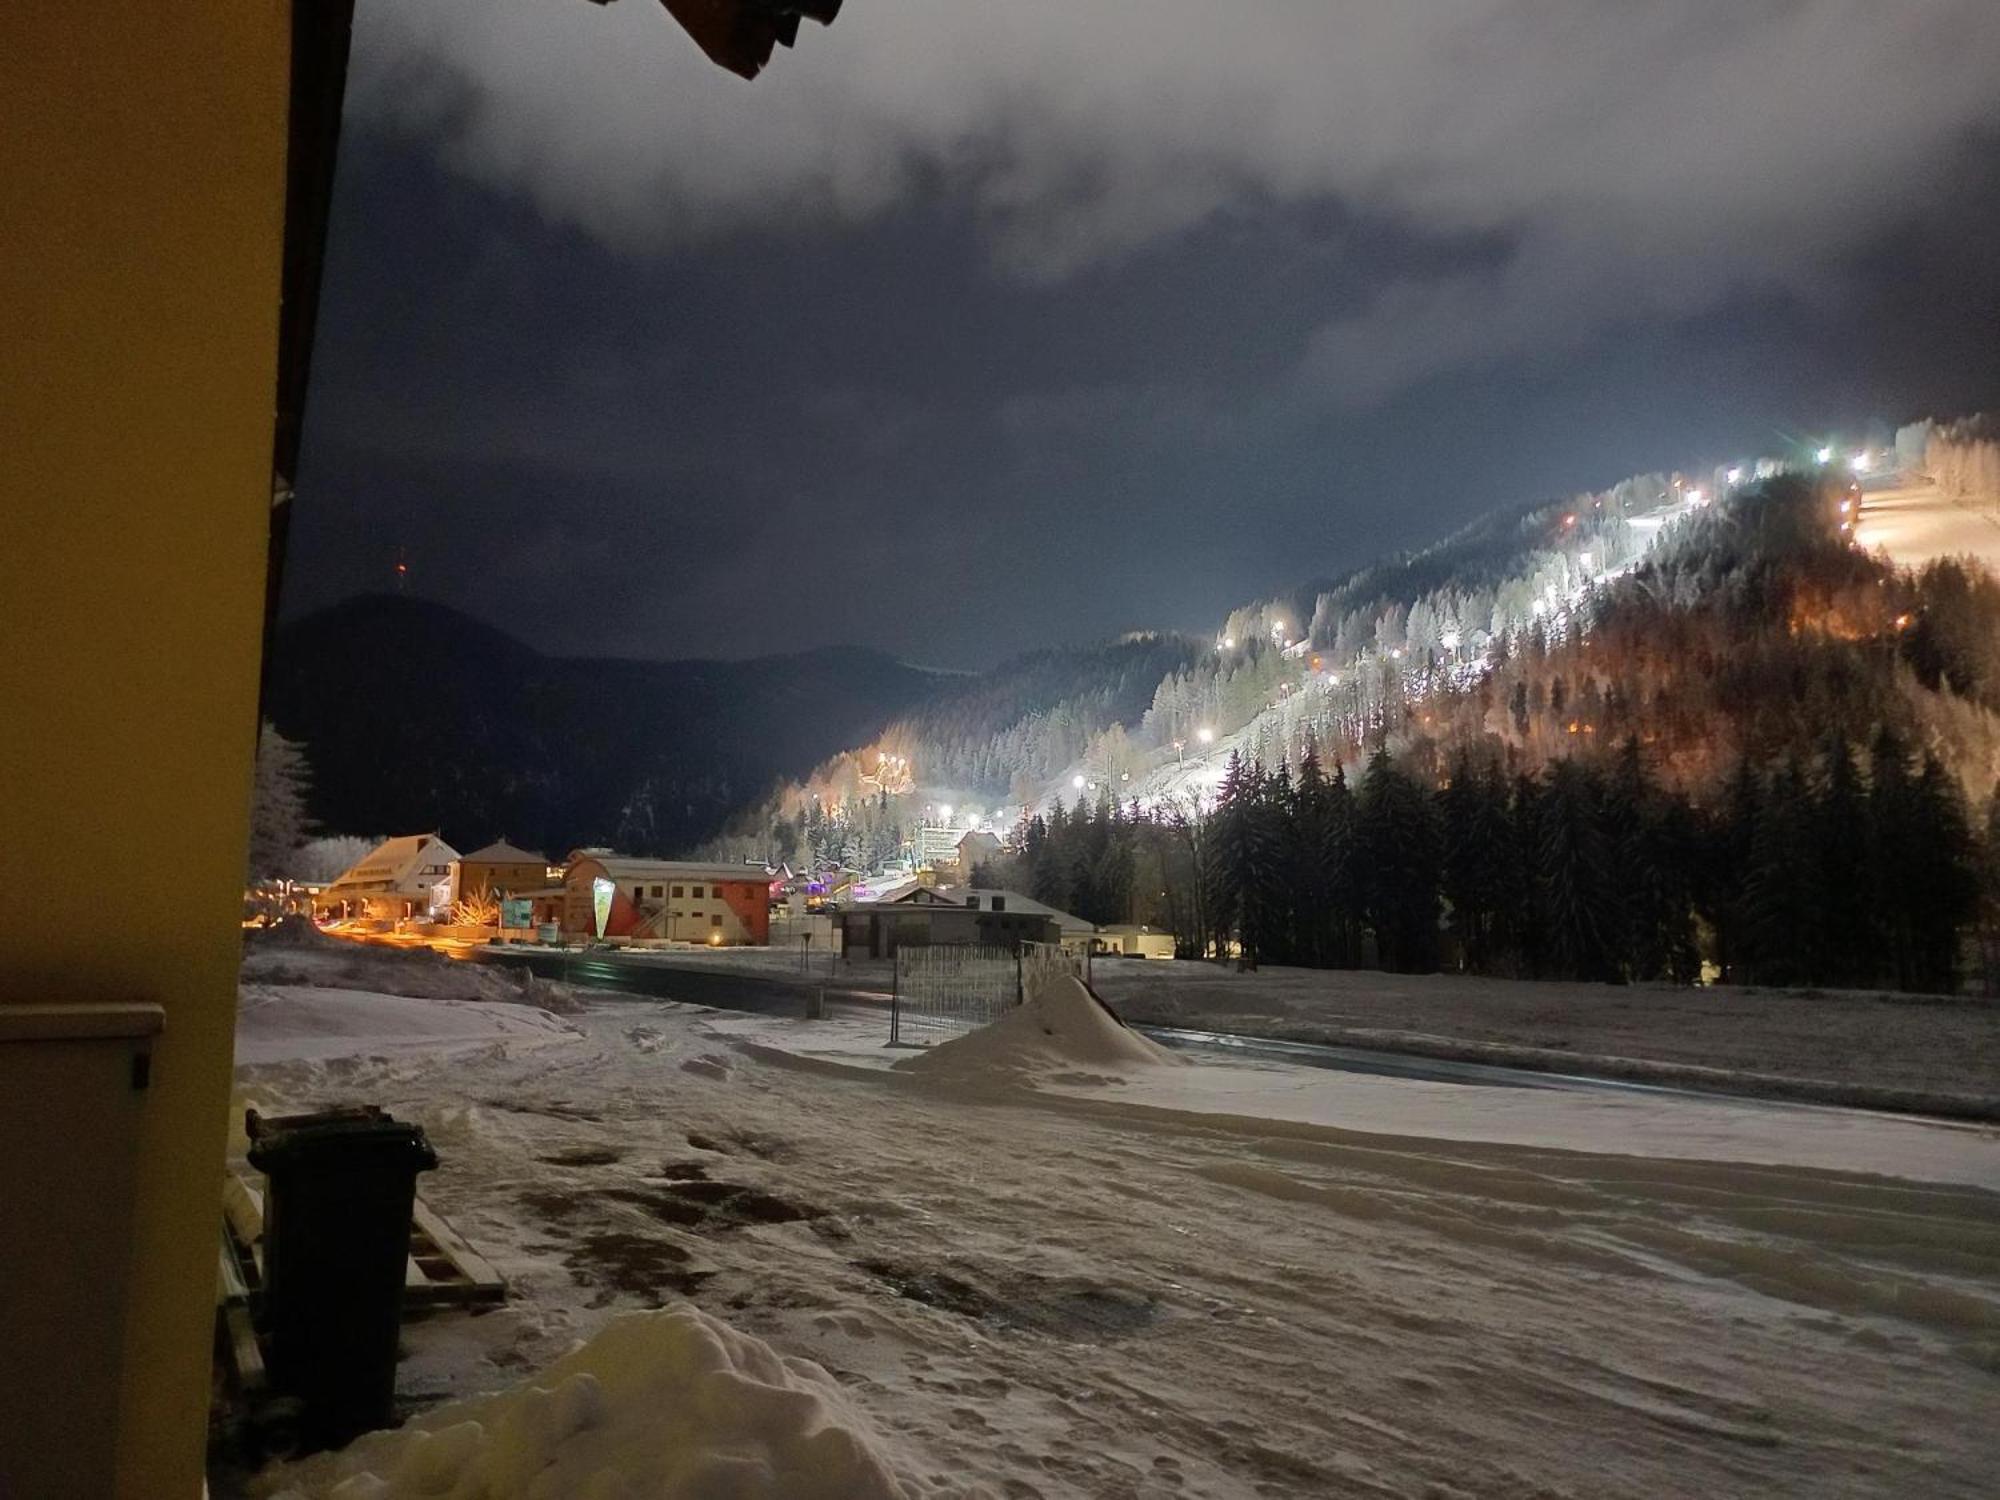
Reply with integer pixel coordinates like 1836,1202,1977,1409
288,0,2000,665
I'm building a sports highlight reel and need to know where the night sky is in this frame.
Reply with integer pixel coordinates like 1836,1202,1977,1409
287,1,2000,667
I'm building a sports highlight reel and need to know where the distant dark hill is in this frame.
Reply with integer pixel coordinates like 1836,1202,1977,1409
265,594,941,856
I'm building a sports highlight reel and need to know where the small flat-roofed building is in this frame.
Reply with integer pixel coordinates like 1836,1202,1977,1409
563,855,773,945
1099,923,1177,959
317,833,460,921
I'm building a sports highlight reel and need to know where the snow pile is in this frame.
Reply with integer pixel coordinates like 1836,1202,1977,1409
235,985,579,1066
262,1306,919,1500
898,973,1178,1082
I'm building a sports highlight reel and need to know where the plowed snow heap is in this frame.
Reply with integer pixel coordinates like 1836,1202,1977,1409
897,973,1179,1080
263,1306,914,1499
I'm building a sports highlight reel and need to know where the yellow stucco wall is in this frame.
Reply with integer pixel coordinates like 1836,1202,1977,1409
0,7,290,1494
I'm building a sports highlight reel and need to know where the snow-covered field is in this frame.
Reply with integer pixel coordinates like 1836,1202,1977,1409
237,979,2000,1499
1095,960,2000,1112
1853,479,2000,573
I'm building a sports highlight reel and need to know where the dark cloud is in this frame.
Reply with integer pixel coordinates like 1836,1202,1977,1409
352,2,2000,391
285,2,2000,663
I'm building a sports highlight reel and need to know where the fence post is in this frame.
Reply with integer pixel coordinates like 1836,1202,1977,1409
890,950,900,1046
1015,943,1023,1006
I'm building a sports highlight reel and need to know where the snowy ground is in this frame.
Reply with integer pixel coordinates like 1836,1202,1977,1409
1093,961,2000,1112
235,979,2000,1498
1853,479,2000,572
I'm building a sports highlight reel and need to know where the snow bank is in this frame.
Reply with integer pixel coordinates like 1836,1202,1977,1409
235,985,579,1066
262,1306,918,1500
898,973,1177,1082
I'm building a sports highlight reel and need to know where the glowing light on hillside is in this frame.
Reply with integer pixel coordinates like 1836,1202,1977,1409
1815,445,1834,464
938,804,953,821
1196,727,1215,745
1071,775,1086,790
1726,466,1743,484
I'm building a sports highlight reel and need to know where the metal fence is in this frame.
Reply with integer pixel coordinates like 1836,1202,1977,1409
1020,938,1083,996
890,944,1021,1046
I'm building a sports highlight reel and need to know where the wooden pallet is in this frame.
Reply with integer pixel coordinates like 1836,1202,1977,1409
221,1171,506,1312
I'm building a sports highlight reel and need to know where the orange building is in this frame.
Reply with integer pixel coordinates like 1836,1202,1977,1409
562,856,774,945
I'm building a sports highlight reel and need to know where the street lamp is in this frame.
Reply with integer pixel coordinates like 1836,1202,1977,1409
1196,727,1214,746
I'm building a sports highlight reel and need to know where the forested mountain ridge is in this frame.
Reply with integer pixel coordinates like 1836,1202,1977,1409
980,473,2000,993
264,594,947,856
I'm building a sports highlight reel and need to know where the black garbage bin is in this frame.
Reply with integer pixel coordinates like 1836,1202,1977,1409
246,1105,438,1451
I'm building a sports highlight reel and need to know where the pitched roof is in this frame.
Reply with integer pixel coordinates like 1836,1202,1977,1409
325,833,458,894
944,887,1095,931
459,839,548,865
567,854,774,885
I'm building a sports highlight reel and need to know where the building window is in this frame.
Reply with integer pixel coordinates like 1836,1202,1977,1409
710,913,722,927
991,896,1006,912
965,896,978,908
691,885,706,898
652,885,663,898
671,885,683,898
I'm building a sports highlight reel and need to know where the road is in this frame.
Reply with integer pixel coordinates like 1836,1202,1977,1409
1852,475,2000,570
481,944,890,1018
482,946,1810,1103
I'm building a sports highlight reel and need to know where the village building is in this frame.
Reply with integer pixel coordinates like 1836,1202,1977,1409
950,828,1004,875
316,834,460,921
562,854,773,945
833,884,1091,957
1098,923,1178,959
449,838,558,905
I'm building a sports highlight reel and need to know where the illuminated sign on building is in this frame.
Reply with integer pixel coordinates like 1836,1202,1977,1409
592,877,615,938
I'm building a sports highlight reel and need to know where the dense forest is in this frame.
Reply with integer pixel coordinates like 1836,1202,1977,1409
988,731,1997,994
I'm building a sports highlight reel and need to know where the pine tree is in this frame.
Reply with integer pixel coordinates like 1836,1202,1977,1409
1978,785,2000,996
1809,736,1876,987
247,721,311,881
1740,760,1820,987
1706,758,1763,985
1324,761,1362,967
1205,753,1253,962
1906,755,1978,993
1535,759,1621,982
1250,763,1295,964
1439,751,1511,973
1357,749,1442,972
1869,728,1918,989
1498,772,1546,976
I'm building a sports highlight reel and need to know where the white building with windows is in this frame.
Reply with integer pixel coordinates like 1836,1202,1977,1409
316,833,460,921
